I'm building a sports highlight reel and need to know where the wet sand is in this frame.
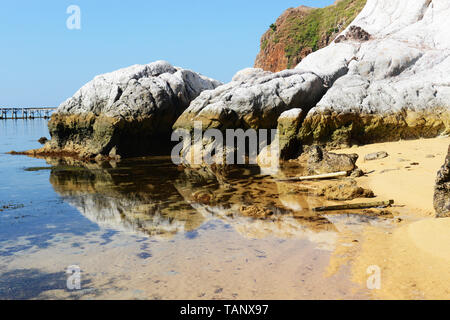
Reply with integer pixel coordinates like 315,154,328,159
336,137,450,299
337,137,450,215
3,225,369,300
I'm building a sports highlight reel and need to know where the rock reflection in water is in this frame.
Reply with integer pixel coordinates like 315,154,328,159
47,157,392,249
48,158,204,239
174,165,342,249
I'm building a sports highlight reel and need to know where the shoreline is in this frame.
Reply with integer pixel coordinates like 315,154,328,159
334,137,450,299
336,136,449,216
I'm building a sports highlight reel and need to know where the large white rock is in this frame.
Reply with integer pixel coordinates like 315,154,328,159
297,0,450,116
58,60,222,118
174,68,325,130
44,61,222,158
176,0,450,156
293,0,450,147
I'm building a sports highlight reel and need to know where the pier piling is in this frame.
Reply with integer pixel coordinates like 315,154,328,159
0,107,56,119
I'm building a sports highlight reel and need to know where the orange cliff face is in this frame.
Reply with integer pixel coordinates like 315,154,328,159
254,0,366,72
254,6,312,73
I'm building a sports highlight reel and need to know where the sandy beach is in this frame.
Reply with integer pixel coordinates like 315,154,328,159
336,137,450,299
338,137,449,215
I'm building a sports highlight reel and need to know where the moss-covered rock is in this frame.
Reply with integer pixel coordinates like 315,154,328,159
277,108,304,159
43,113,175,159
298,108,450,149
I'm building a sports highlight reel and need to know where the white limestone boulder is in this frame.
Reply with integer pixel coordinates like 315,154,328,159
43,61,222,159
296,0,450,147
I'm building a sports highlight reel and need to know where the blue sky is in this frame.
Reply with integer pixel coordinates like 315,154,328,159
0,0,334,106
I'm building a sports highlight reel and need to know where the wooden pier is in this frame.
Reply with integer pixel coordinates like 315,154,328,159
0,107,57,119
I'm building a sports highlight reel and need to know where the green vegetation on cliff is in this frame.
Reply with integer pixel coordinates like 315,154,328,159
285,0,366,68
255,0,366,71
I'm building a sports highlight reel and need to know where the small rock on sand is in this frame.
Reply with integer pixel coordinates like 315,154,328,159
315,179,375,201
300,145,359,175
365,152,389,162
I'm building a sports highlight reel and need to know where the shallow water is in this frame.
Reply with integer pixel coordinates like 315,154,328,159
0,119,393,299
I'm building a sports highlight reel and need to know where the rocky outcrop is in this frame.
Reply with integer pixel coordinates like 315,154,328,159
36,61,221,159
298,145,359,175
24,0,450,166
254,0,367,72
172,68,325,168
434,145,450,218
297,0,450,148
173,68,324,132
177,0,450,166
277,109,304,159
